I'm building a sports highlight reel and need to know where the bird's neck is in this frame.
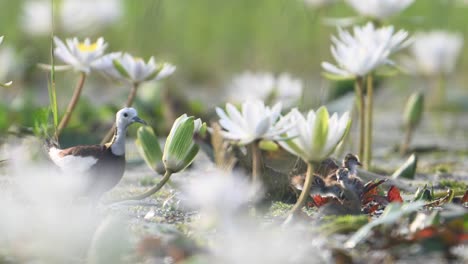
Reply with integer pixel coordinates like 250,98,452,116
348,164,357,176
110,124,126,156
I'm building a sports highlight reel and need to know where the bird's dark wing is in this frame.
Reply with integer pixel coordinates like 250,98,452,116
57,144,107,159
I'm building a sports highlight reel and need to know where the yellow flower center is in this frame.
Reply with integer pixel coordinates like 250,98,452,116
78,42,98,52
134,57,144,62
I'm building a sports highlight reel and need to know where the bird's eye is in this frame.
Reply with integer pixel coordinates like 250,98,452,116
123,113,128,117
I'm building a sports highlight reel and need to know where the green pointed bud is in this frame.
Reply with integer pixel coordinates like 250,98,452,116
403,92,424,130
162,114,200,173
194,118,207,138
135,126,165,174
258,140,279,151
112,59,130,79
392,153,417,180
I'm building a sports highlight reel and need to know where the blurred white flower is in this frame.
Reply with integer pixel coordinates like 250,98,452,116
216,101,289,145
403,31,463,76
322,22,410,78
0,44,23,83
96,53,176,84
21,0,52,36
61,0,123,34
0,37,14,87
54,36,108,73
227,71,303,108
21,0,123,36
278,107,350,162
345,0,414,20
304,0,336,8
181,170,259,226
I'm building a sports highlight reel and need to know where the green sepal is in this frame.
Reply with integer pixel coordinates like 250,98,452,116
135,126,164,174
312,106,329,159
322,72,355,81
112,59,130,79
163,115,199,173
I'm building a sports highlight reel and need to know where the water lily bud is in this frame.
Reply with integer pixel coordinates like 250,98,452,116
403,92,424,130
135,126,165,175
162,114,200,173
258,140,279,151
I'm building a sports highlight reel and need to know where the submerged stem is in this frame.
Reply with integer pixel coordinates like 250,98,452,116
101,82,140,144
284,162,314,223
354,77,365,161
107,170,173,203
364,74,373,170
56,72,87,136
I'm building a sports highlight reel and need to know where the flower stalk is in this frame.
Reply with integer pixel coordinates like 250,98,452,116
56,72,87,136
285,162,315,222
108,170,173,203
354,76,365,162
251,140,263,186
364,74,373,169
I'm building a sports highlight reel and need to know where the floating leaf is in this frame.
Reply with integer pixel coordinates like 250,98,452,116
387,186,403,203
462,190,468,204
392,153,417,179
362,179,387,204
345,201,424,248
312,195,332,207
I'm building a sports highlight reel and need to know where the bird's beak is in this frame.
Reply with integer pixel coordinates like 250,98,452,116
356,161,362,166
132,116,147,125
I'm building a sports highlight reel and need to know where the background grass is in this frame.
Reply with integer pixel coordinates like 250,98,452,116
0,0,467,143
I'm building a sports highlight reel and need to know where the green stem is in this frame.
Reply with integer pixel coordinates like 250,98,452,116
101,82,140,144
364,74,373,170
284,162,314,223
107,170,173,204
251,141,262,185
354,77,365,161
400,126,412,156
56,72,87,136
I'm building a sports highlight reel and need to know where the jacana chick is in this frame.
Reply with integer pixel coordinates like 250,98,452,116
47,107,146,199
342,153,362,177
336,167,364,199
290,174,342,199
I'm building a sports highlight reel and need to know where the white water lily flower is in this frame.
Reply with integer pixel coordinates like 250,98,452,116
216,101,290,145
227,72,303,108
54,37,108,73
277,107,350,162
345,0,414,20
304,0,336,8
322,22,410,78
403,31,463,76
96,53,175,84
